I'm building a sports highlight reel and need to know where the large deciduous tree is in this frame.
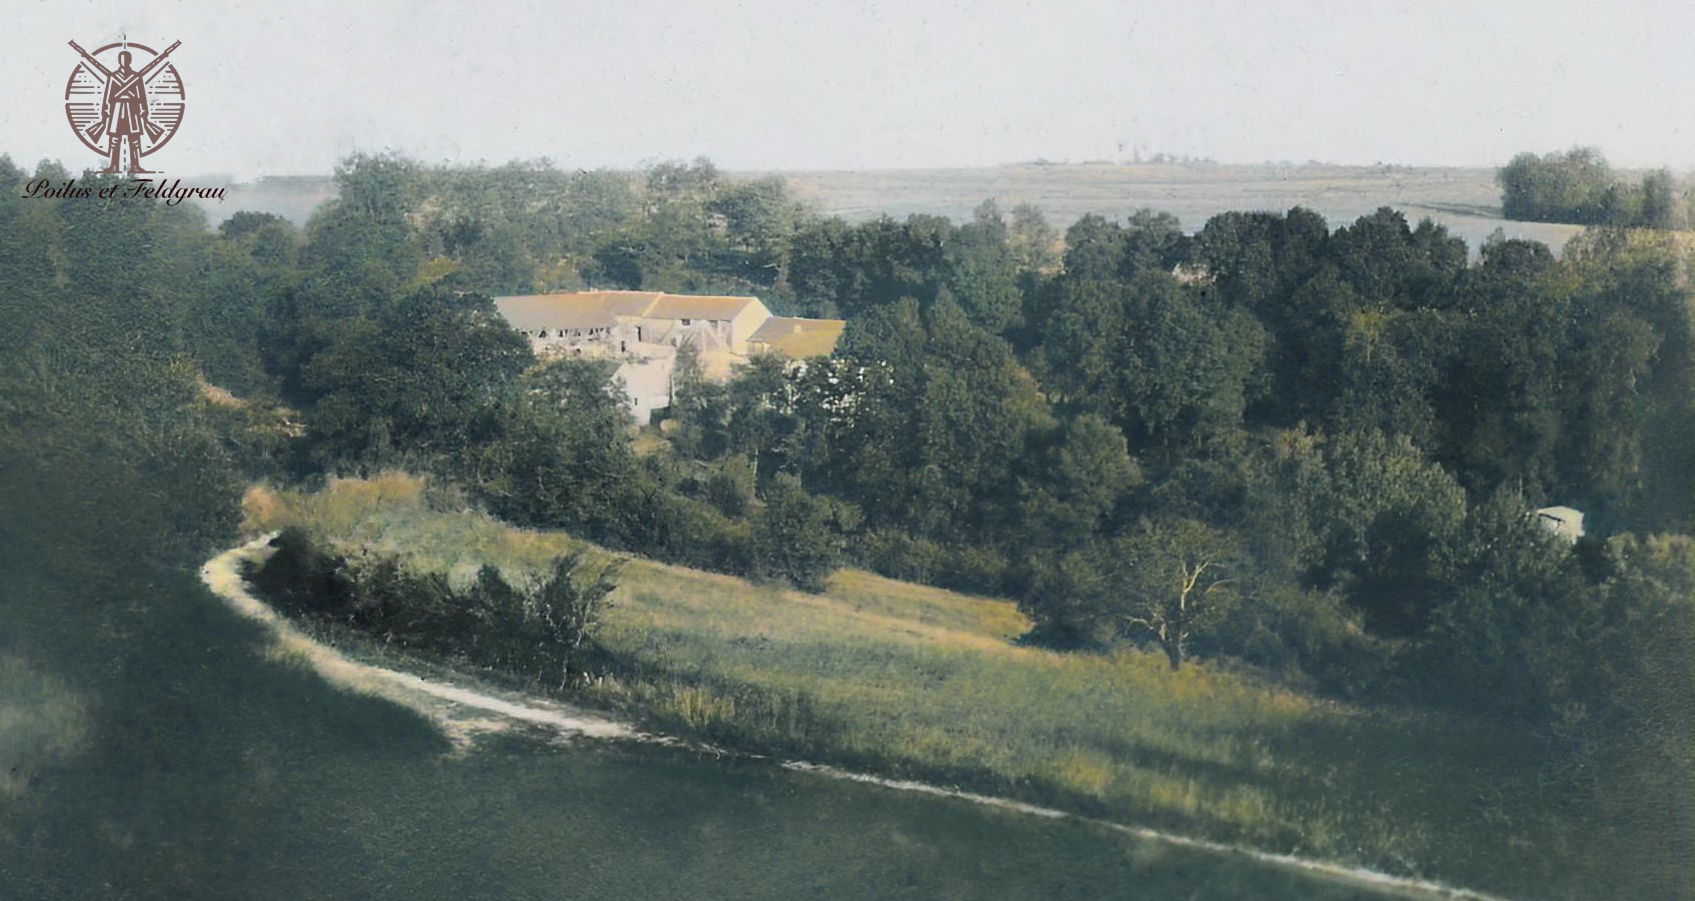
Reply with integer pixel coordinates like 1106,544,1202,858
1043,519,1241,669
1039,272,1264,458
299,289,532,468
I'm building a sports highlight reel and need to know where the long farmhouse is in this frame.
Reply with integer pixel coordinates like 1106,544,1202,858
494,290,845,421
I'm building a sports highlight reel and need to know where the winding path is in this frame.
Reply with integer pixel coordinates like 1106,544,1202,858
202,534,1512,901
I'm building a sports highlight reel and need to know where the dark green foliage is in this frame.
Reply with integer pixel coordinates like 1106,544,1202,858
1498,147,1690,228
707,176,796,285
297,288,534,468
824,294,1058,543
1583,534,1695,795
253,529,620,688
1060,210,1189,283
570,157,809,294
1561,230,1695,531
662,340,722,456
1008,202,1060,271
1191,207,1330,311
300,153,426,308
220,210,287,240
1210,583,1382,696
1329,208,1467,305
1414,493,1597,719
482,553,621,687
787,215,947,319
469,357,639,537
1028,519,1241,669
1295,429,1468,637
1544,532,1695,890
1017,413,1142,549
1037,271,1264,457
443,219,538,295
948,201,1024,333
0,162,246,569
1498,147,1616,224
783,206,1034,332
751,474,842,592
1637,168,1680,230
645,489,759,575
701,456,757,518
247,526,354,612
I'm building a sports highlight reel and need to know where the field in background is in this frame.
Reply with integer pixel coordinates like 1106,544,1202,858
245,474,1627,899
771,163,1585,254
202,175,338,226
199,163,1585,254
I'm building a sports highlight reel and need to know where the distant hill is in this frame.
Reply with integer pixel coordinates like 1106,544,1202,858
769,163,1585,254
190,174,336,226
191,163,1585,254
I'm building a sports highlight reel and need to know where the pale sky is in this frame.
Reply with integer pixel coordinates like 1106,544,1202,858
5,0,1692,179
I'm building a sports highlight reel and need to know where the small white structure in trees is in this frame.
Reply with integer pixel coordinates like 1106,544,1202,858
1533,506,1585,543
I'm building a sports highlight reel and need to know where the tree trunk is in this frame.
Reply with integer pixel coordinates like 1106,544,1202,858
1163,635,1183,670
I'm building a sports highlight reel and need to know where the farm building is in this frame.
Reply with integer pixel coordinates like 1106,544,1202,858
493,290,845,421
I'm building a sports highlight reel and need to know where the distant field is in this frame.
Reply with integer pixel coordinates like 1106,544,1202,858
207,175,337,226
246,474,1644,900
769,163,1586,254
199,163,1585,254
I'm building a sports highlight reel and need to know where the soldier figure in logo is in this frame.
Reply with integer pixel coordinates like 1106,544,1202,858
66,39,183,172
99,50,153,174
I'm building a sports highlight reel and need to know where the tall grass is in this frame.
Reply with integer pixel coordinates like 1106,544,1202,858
245,475,1627,899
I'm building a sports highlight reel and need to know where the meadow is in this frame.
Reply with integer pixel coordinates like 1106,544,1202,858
238,473,1648,899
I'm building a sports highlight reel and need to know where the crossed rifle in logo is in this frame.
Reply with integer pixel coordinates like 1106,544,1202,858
68,39,182,144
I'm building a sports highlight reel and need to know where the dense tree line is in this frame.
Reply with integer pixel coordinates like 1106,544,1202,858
0,160,252,568
1498,146,1692,228
300,154,809,301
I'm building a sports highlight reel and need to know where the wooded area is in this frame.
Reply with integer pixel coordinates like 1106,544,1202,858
1,151,1690,896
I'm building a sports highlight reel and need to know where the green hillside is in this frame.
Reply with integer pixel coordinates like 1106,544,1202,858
247,473,1609,898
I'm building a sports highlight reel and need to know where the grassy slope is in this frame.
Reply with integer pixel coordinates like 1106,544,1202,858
245,474,1614,899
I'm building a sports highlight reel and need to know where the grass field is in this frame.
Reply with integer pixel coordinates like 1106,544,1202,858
771,162,1587,255
202,163,1587,256
244,474,1637,899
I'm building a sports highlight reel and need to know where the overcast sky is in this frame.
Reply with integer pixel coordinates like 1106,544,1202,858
5,0,1692,178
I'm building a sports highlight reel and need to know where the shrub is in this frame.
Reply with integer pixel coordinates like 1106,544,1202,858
1208,583,1387,697
855,530,949,585
251,530,620,688
751,474,841,592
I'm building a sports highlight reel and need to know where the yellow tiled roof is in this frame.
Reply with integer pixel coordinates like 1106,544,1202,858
593,291,666,316
749,317,847,358
493,294,619,331
493,291,765,326
644,294,766,321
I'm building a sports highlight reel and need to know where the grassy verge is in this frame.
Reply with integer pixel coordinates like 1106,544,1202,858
244,473,1617,899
